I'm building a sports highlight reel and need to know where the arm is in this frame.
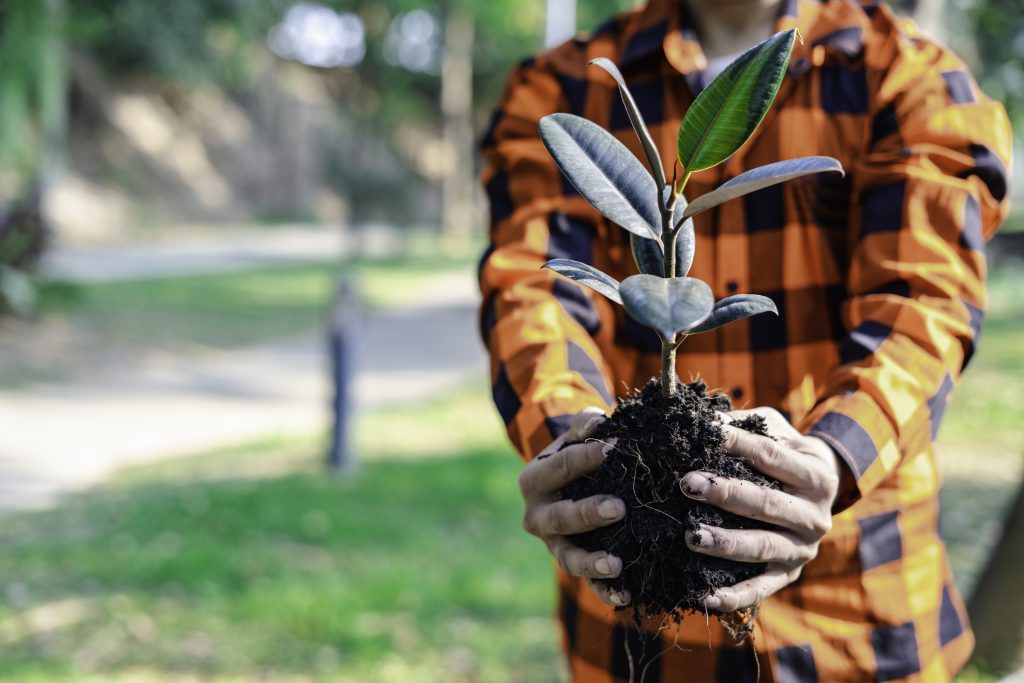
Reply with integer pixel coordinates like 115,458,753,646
479,56,618,461
802,31,1012,510
680,31,1012,610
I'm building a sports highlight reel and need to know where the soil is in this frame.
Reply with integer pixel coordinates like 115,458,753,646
561,378,779,626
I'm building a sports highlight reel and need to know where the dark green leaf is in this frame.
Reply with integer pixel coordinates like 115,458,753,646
588,58,667,190
670,194,695,277
629,195,693,277
687,294,778,334
676,29,796,173
683,156,843,219
543,258,622,304
540,113,661,240
619,274,714,340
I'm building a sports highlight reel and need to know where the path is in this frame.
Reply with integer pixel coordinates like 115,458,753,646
1,228,488,514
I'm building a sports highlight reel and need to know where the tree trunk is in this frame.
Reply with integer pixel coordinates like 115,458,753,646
968,476,1024,673
912,0,945,43
545,0,577,48
440,9,475,240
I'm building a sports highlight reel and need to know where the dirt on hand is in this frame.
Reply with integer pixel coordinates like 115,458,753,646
561,379,778,627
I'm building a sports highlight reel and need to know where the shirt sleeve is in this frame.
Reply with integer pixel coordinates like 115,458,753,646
478,56,617,461
801,30,1013,511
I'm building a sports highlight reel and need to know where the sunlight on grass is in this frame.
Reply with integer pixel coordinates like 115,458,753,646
0,386,563,682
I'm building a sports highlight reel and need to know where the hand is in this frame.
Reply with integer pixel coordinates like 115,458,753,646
679,407,841,612
519,408,631,607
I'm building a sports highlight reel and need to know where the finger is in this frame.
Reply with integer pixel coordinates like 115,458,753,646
525,495,625,537
679,472,823,537
567,408,607,442
552,540,622,580
519,439,611,497
720,407,799,439
587,578,631,607
686,525,813,567
704,565,795,612
719,425,818,489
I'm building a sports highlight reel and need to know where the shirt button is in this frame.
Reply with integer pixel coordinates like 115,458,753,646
731,386,744,400
726,281,739,293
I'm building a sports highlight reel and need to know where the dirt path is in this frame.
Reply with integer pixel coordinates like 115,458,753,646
1,229,487,514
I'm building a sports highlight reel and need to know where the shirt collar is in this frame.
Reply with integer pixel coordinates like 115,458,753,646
619,0,825,75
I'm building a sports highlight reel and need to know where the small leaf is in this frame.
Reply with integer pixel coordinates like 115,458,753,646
629,200,693,277
589,58,667,191
619,274,714,340
683,156,843,219
676,29,797,173
630,232,664,276
540,113,661,240
670,194,695,277
687,294,778,334
543,258,623,304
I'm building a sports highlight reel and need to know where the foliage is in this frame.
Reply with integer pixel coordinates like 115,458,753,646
540,31,844,396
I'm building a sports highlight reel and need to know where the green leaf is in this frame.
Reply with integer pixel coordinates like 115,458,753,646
540,113,661,240
676,29,797,174
543,258,623,305
683,156,843,219
588,58,667,191
632,194,695,277
619,274,714,340
687,294,778,334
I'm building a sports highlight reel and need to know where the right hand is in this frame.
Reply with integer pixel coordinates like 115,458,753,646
518,408,630,606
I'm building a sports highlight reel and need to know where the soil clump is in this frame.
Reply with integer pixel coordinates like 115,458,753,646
561,378,779,622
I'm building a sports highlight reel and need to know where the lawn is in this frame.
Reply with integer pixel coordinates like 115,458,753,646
0,249,477,387
0,389,564,683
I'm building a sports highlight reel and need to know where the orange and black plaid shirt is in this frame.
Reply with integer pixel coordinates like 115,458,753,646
478,0,1012,680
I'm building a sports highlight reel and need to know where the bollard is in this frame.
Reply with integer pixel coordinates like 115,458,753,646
327,276,360,472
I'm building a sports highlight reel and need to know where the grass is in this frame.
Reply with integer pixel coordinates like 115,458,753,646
935,267,1024,597
0,250,477,387
0,385,564,683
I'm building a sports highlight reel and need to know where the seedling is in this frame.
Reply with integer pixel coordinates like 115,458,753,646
539,29,843,397
537,31,846,624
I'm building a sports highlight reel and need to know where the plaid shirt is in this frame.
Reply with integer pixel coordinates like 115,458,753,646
478,0,1012,680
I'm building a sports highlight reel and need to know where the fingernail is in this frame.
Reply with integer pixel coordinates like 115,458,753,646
601,438,618,457
681,473,710,499
582,415,603,435
598,498,624,520
612,591,630,606
687,529,709,548
595,555,620,576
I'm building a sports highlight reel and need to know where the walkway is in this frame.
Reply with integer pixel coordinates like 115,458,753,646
0,228,488,514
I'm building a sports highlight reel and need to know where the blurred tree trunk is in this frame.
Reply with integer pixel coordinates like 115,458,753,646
440,9,474,239
968,476,1024,673
0,0,66,306
912,0,946,42
546,0,577,48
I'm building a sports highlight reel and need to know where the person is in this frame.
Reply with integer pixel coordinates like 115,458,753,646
478,0,1012,680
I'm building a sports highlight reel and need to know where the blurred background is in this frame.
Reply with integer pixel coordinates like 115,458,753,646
0,0,1021,681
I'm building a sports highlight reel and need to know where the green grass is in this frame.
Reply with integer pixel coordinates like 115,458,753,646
37,253,474,348
0,251,476,387
0,387,564,683
935,267,1024,598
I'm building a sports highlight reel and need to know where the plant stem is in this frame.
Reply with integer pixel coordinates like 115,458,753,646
661,334,677,397
659,185,679,398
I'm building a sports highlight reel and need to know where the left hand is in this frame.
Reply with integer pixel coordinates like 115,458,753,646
678,407,841,612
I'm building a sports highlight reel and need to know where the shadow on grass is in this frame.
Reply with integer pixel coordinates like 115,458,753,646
0,449,564,682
